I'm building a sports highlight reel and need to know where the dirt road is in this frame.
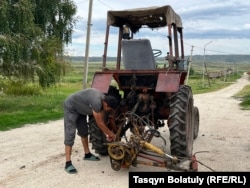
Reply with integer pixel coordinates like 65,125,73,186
193,73,250,172
0,73,249,188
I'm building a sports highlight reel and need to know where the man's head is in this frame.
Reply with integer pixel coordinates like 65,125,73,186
103,95,118,110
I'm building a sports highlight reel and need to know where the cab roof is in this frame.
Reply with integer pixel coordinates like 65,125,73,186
107,5,183,33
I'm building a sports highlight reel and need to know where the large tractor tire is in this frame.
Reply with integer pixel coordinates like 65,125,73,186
193,106,200,139
168,85,194,158
89,117,108,155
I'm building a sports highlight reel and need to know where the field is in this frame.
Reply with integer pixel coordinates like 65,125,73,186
0,59,249,131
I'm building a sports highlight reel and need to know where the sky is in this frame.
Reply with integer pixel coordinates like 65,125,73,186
66,0,250,57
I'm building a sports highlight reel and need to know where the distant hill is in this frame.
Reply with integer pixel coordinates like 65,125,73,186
66,56,124,62
67,55,250,63
189,55,250,63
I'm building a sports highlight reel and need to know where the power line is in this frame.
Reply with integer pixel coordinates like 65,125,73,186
184,42,247,55
150,31,245,55
97,0,113,9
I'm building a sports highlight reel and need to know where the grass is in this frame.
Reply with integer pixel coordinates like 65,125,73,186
234,84,250,110
186,74,242,94
0,82,82,130
0,61,249,131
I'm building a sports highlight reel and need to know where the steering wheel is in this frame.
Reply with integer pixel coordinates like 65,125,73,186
152,49,162,57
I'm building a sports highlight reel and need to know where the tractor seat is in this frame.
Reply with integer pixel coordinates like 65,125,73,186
122,39,156,70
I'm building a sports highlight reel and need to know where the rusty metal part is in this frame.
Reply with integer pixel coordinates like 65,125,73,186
111,160,122,171
136,160,166,168
108,131,195,171
107,104,196,172
108,143,125,160
191,155,198,171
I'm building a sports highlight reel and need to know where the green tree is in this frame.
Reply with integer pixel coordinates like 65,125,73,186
0,0,78,88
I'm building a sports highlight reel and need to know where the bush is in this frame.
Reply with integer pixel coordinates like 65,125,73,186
1,79,42,95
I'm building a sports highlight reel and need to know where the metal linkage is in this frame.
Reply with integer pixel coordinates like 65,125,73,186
107,112,197,171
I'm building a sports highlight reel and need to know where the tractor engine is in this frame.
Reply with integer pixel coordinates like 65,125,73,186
136,91,155,115
125,89,166,129
122,89,156,126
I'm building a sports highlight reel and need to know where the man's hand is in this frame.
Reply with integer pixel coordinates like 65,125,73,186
93,110,116,142
106,134,116,142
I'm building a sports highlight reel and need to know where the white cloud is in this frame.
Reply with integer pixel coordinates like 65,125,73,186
67,0,250,56
243,23,250,29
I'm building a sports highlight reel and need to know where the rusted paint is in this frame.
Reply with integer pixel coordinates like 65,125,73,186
136,160,166,168
156,73,180,92
191,154,198,171
91,73,113,93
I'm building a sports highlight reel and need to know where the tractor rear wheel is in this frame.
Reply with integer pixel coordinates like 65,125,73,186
89,117,108,155
168,85,194,158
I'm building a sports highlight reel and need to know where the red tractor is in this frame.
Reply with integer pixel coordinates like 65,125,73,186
89,5,199,171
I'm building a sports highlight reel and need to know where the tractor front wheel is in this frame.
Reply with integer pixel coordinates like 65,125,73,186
193,106,200,139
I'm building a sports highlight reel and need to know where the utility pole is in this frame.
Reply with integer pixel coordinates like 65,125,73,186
202,41,212,88
185,46,194,85
83,0,93,89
